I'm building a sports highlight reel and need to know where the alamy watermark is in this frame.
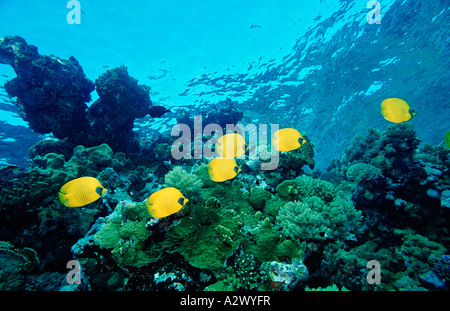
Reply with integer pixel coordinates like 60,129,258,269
366,260,381,284
66,0,81,24
367,1,381,24
171,116,280,170
67,1,382,26
66,259,81,284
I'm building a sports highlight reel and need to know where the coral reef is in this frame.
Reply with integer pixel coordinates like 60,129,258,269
63,123,447,291
1,114,448,292
315,124,450,290
0,142,128,284
1,40,449,292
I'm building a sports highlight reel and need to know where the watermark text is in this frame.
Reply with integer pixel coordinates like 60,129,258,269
66,0,81,24
367,1,381,24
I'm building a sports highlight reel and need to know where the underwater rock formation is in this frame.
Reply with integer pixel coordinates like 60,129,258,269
86,65,152,153
0,36,95,142
0,36,153,154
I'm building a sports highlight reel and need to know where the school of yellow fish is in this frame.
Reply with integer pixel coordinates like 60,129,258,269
57,97,434,219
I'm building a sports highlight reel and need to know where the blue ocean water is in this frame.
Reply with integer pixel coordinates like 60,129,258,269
1,0,448,169
1,0,329,166
0,0,449,293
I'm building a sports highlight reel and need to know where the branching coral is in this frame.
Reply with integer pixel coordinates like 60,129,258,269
277,200,327,240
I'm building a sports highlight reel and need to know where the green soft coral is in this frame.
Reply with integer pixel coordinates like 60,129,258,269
164,166,204,200
276,194,363,241
294,175,335,203
346,163,383,184
276,175,336,203
276,200,328,240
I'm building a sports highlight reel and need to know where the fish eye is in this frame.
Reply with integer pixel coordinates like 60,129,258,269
178,197,185,206
234,166,240,173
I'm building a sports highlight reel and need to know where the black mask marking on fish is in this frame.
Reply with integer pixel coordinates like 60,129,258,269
178,197,185,206
95,187,104,196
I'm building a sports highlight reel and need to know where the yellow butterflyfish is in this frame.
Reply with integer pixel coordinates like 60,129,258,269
208,157,241,182
58,176,107,207
380,98,416,123
146,187,188,218
271,128,306,152
215,133,248,158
